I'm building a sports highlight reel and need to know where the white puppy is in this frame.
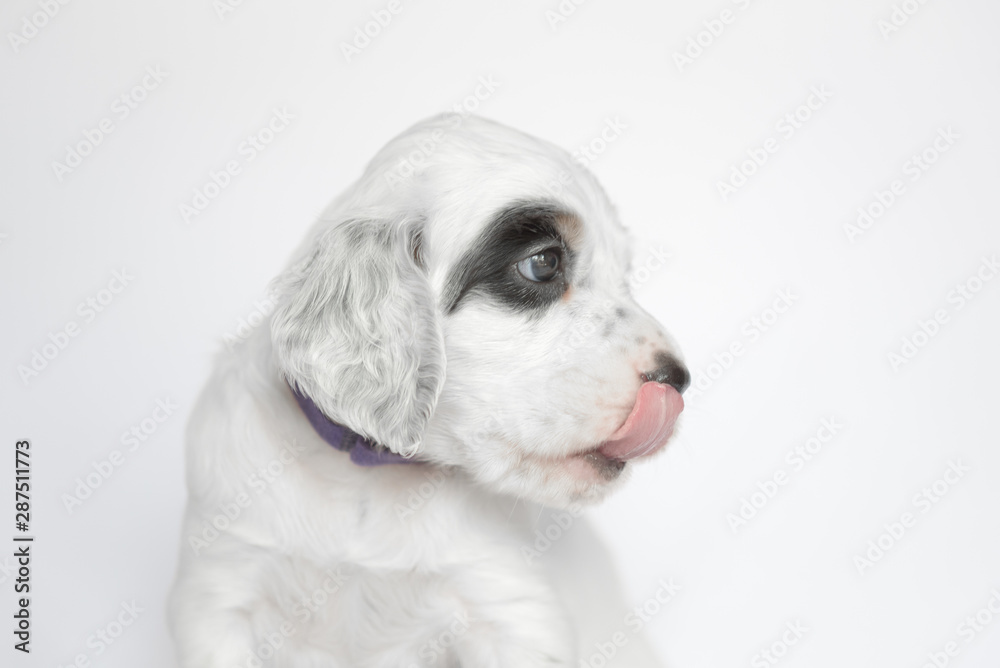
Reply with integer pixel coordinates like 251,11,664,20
169,114,689,668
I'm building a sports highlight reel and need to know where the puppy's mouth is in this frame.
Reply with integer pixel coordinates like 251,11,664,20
571,382,685,481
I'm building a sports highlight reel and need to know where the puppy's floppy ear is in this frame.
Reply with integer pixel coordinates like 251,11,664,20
270,216,445,457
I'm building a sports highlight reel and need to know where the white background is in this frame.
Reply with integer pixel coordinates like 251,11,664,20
2,0,999,666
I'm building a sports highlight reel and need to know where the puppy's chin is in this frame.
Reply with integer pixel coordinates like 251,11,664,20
471,447,638,509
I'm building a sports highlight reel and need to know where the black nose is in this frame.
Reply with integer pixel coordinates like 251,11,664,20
642,352,690,394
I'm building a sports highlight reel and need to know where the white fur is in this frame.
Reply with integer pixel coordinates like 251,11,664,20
169,115,681,667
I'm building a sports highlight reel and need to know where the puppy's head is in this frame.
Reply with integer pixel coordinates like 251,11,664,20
272,115,688,507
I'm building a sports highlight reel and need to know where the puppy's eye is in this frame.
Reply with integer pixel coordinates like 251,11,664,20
516,249,561,282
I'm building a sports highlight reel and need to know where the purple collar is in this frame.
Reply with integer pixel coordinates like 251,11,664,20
289,384,420,466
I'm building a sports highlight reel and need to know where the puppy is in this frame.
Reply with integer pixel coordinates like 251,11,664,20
169,114,689,667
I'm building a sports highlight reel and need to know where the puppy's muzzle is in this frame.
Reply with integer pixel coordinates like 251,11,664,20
597,352,690,463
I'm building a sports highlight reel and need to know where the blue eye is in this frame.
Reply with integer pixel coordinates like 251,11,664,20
516,249,561,282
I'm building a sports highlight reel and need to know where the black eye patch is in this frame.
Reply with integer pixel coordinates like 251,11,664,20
443,201,575,314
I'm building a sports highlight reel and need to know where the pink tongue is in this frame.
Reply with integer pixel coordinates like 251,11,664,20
598,382,684,461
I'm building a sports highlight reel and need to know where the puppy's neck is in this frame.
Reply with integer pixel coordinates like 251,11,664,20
287,383,422,467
